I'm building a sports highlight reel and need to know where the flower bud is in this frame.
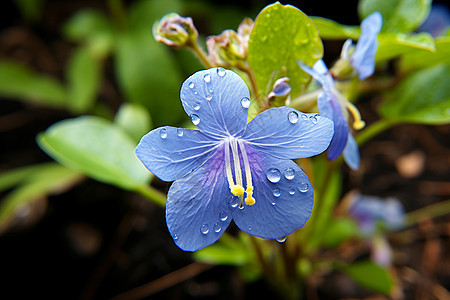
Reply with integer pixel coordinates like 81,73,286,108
153,13,198,48
267,77,291,104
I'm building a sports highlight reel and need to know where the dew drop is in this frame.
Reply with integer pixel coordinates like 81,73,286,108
201,224,209,235
288,111,299,124
219,211,228,222
177,128,183,137
309,115,318,124
217,68,226,77
160,128,167,139
206,95,212,101
188,82,195,89
247,226,252,231
213,223,222,233
273,188,281,198
203,74,211,83
289,187,296,195
284,168,295,180
230,197,239,208
276,237,287,243
173,234,178,240
191,114,200,125
301,114,308,120
241,97,250,108
299,181,309,193
193,102,200,110
266,168,281,183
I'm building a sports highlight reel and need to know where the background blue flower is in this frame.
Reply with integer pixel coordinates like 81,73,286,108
136,68,334,251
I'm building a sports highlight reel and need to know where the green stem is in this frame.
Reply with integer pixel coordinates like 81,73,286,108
189,42,214,68
290,90,320,111
404,199,450,227
135,184,166,207
355,118,400,146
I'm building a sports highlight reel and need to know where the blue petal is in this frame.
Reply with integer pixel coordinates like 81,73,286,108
231,150,314,239
180,68,250,138
351,12,382,80
135,126,220,182
317,92,349,161
243,106,334,159
343,132,360,170
165,148,233,251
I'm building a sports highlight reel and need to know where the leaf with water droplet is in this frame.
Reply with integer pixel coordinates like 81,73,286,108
248,3,323,101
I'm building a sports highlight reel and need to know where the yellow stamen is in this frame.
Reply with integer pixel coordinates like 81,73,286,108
238,140,256,206
346,101,366,130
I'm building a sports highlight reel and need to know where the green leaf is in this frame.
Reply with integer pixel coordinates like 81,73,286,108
37,116,151,190
114,30,185,126
0,60,67,108
248,2,323,100
63,9,113,58
114,103,152,143
322,217,358,248
380,64,450,124
0,163,83,234
401,37,450,71
376,32,435,61
0,163,57,192
311,17,360,40
66,47,101,113
358,0,431,33
341,260,394,294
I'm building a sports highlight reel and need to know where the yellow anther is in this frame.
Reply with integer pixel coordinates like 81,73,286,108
346,102,365,130
231,185,245,196
245,187,255,205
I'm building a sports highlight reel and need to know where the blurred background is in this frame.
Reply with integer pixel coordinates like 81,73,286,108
0,0,449,299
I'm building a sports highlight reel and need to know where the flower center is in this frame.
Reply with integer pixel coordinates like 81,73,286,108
224,137,255,207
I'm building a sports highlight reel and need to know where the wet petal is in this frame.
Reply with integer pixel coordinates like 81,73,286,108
343,132,360,170
243,106,334,159
231,151,314,239
135,126,220,181
351,12,382,80
180,68,250,138
165,148,233,251
317,92,349,161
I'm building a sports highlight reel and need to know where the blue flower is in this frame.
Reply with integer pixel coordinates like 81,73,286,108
135,68,334,251
341,12,382,80
298,59,362,170
349,194,405,236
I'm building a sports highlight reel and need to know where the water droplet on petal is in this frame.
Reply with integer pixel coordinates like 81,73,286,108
189,82,195,89
273,188,281,198
201,224,209,235
206,95,212,101
217,68,226,77
241,97,250,108
213,223,221,233
276,237,287,243
289,187,296,195
230,197,239,208
288,111,299,124
247,226,252,231
160,128,167,139
309,115,318,124
173,234,178,240
266,168,281,183
284,168,295,180
203,74,211,83
219,211,228,222
177,128,183,137
193,102,200,110
301,114,308,120
191,114,200,125
299,181,309,192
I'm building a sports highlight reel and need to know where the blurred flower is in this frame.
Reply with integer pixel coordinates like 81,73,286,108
267,77,292,104
335,12,382,80
135,68,334,251
153,13,198,48
207,18,254,69
419,3,450,37
298,59,363,170
371,235,393,267
348,194,405,236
